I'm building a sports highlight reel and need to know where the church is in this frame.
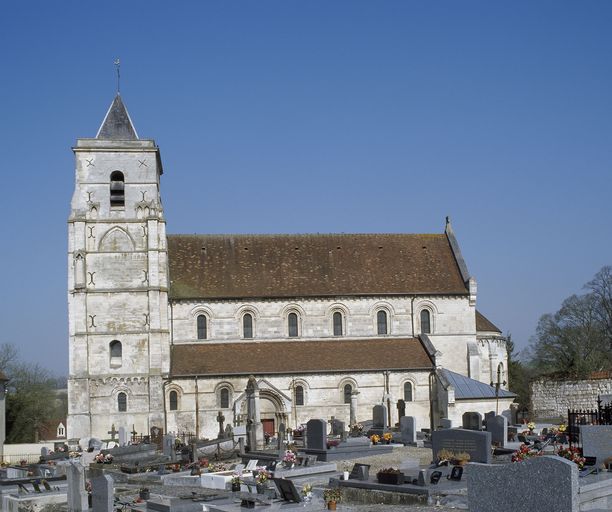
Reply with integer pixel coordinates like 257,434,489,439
67,94,514,441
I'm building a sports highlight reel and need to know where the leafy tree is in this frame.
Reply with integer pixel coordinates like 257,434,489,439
0,343,66,443
529,266,612,378
506,334,531,409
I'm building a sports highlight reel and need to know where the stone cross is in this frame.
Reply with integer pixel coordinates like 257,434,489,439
131,425,138,438
107,424,118,440
397,399,406,420
245,375,264,450
217,411,225,438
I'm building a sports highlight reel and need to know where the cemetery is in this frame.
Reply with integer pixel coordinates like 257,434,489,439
0,395,610,512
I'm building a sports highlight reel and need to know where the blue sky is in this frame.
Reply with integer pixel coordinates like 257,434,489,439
1,1,611,374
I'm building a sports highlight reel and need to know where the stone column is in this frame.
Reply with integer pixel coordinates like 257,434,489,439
245,376,264,450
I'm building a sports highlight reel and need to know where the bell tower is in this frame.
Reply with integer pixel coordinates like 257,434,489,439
67,95,169,439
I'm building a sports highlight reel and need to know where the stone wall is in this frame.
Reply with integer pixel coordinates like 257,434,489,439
531,378,612,419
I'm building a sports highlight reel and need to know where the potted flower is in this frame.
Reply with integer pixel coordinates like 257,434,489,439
370,434,380,445
382,432,392,444
230,474,241,492
323,488,342,510
139,487,150,500
376,467,404,485
282,449,297,468
511,443,540,463
527,421,536,434
255,469,270,494
342,462,350,481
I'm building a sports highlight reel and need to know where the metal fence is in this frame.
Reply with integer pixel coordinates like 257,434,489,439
567,396,612,448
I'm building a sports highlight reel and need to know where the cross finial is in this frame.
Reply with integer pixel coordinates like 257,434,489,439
114,58,121,94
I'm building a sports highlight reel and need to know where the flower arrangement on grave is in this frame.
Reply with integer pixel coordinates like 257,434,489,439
382,432,393,443
436,448,454,464
19,460,27,466
527,421,536,432
255,469,270,484
327,439,340,449
68,451,81,459
558,423,567,433
282,450,297,465
293,425,305,437
370,434,380,444
511,443,541,463
556,447,586,469
454,452,471,465
209,462,227,472
301,483,313,502
349,423,364,436
94,453,113,464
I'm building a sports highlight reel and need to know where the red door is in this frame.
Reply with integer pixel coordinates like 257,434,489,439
262,419,275,437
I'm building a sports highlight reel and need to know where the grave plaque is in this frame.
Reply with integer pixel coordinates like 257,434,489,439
462,411,482,431
163,434,176,459
432,428,492,464
91,474,113,512
330,418,344,436
306,419,327,450
487,415,508,447
400,416,416,445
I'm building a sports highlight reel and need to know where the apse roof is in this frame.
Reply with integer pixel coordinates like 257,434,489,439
440,369,516,399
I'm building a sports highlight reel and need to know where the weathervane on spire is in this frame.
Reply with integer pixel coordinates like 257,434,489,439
114,58,121,94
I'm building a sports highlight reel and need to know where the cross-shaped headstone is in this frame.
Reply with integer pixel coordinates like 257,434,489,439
131,425,138,438
217,411,225,437
107,424,117,440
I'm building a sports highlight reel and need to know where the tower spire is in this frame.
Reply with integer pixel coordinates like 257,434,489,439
114,58,120,94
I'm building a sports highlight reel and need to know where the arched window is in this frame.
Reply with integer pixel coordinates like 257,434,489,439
110,340,122,367
288,312,299,337
420,309,431,334
220,388,230,409
404,382,413,401
333,311,343,336
110,171,125,208
197,315,207,340
295,385,304,406
117,392,127,412
243,314,253,339
169,390,178,411
377,310,388,335
343,383,352,404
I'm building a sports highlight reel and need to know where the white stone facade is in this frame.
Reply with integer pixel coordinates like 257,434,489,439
67,96,510,441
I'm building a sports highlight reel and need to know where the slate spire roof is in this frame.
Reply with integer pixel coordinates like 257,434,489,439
96,94,138,140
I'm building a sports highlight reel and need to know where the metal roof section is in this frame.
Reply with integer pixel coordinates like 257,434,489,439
440,368,516,400
96,94,139,140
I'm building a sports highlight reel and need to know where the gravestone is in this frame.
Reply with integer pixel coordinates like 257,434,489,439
89,438,102,451
580,425,612,463
439,418,452,429
163,434,175,459
41,447,49,457
462,411,482,431
400,416,416,445
483,411,495,429
372,404,388,432
396,399,406,421
330,418,344,436
467,456,579,512
277,423,286,451
118,426,128,446
432,428,492,464
91,474,113,512
487,415,508,447
349,463,370,481
306,419,327,450
66,461,88,512
224,424,233,439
